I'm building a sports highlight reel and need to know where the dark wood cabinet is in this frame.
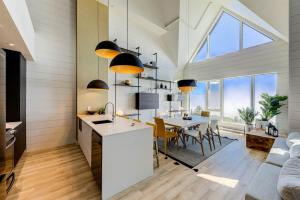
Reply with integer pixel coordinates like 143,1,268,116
5,49,26,167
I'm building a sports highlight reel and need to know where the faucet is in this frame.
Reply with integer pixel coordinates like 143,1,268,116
104,102,115,121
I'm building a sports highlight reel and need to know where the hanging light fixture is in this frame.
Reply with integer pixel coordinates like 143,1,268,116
95,40,121,59
87,0,109,90
109,0,144,74
95,0,121,59
177,0,196,93
177,79,196,92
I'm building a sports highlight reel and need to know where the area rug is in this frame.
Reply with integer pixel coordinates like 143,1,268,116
157,135,237,168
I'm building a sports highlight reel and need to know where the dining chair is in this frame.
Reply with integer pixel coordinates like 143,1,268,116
201,111,210,117
210,119,222,146
184,122,210,156
146,122,159,168
154,118,179,158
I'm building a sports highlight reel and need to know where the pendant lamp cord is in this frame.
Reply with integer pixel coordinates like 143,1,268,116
187,0,190,63
97,1,100,80
126,0,129,52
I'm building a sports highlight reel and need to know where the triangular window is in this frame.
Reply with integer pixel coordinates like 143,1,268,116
242,23,272,49
193,40,207,62
192,11,273,63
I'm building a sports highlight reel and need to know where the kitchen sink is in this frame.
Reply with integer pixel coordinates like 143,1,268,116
92,120,113,125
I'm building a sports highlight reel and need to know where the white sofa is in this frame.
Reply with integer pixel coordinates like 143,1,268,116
245,133,300,200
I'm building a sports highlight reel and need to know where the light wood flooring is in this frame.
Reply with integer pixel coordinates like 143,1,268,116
7,132,267,200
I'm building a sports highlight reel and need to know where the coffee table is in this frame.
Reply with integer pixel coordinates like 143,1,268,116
246,129,277,152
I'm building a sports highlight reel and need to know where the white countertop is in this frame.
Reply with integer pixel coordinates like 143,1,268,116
6,121,22,130
77,114,151,137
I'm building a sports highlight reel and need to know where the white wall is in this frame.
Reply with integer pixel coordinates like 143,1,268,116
26,0,76,152
289,0,300,133
184,41,289,133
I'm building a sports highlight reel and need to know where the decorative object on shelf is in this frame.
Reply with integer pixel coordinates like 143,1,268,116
258,93,288,129
160,83,163,88
238,107,258,132
167,94,173,101
87,106,98,115
164,85,167,89
122,80,131,86
116,110,124,116
98,107,105,115
265,123,279,137
109,0,144,74
177,79,196,92
87,0,109,90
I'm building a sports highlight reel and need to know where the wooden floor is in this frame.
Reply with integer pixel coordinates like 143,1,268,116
7,132,267,200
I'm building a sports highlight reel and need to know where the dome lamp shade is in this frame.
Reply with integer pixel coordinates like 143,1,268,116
110,52,144,74
177,79,196,92
87,79,109,90
95,40,121,59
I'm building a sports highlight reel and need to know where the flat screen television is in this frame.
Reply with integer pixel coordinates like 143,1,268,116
135,93,159,110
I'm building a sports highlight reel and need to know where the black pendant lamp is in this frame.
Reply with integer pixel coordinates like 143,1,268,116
95,40,121,59
95,0,121,59
177,1,195,93
109,0,144,74
177,79,196,93
87,0,109,90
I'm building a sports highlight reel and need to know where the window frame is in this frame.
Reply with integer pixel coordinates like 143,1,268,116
191,9,274,63
188,73,277,125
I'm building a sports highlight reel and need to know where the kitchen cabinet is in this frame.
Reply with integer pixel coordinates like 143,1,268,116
77,118,92,166
5,49,26,167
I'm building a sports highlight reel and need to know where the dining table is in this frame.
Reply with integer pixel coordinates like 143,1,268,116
162,115,212,148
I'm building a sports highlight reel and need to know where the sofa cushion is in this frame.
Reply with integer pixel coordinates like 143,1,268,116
266,137,290,167
290,144,300,159
277,158,300,200
245,163,282,200
286,132,300,148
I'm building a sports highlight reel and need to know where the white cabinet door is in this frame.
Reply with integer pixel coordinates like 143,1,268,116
78,121,92,167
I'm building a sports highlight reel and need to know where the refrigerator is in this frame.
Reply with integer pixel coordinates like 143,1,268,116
0,49,7,199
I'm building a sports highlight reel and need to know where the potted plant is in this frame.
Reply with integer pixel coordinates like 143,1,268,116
238,107,258,132
257,93,288,129
98,107,105,115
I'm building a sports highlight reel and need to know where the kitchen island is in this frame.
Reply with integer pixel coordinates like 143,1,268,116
77,114,153,200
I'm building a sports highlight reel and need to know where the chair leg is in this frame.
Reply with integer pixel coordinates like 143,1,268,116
217,130,222,145
210,129,216,149
164,139,168,159
206,134,212,151
154,139,159,167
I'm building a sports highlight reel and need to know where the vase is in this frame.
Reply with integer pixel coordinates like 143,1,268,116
245,124,253,132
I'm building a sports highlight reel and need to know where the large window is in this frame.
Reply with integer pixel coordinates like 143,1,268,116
192,11,273,63
190,82,207,114
189,73,277,124
254,74,277,114
208,81,220,110
209,12,240,57
223,76,252,123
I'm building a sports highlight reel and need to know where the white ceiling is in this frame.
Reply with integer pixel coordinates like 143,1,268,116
0,0,35,60
239,0,288,41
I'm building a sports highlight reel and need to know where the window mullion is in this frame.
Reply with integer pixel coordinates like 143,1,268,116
240,21,243,50
251,76,255,111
